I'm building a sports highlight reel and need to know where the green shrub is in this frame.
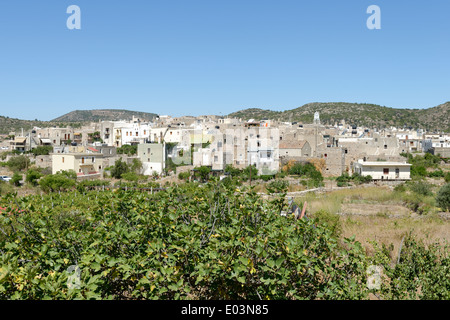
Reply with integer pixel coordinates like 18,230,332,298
25,169,43,186
117,144,137,155
31,146,53,156
194,166,211,182
445,172,450,183
394,183,406,193
6,155,30,172
0,180,14,194
436,183,450,211
411,165,427,178
266,179,289,194
110,158,129,179
409,181,433,196
427,169,444,178
122,172,139,182
178,172,190,181
337,181,350,187
39,172,77,193
259,175,274,182
312,209,342,238
76,180,110,192
10,172,22,187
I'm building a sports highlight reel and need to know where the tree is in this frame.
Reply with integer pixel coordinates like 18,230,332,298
195,166,211,182
110,158,129,179
7,155,30,172
10,172,22,187
130,158,143,175
39,172,76,193
117,144,137,156
31,146,53,156
436,183,450,211
26,169,43,186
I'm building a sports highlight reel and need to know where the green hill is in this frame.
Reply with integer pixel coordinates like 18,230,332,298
228,102,450,132
51,109,158,122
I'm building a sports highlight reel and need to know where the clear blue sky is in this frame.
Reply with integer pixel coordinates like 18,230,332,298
0,0,449,121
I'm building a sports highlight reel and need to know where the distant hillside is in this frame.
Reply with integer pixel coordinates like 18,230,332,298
0,116,81,135
52,109,158,122
228,102,450,132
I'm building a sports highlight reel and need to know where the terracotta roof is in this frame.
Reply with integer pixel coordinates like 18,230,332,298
88,147,99,152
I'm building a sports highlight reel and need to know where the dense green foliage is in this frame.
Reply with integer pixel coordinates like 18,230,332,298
30,146,53,157
178,172,190,181
6,156,30,172
0,181,448,300
408,181,434,197
194,166,211,182
229,102,450,132
436,183,450,211
10,173,22,187
39,171,77,193
403,153,442,179
110,159,130,179
25,169,43,187
370,234,450,299
445,172,450,183
336,172,372,187
117,145,137,156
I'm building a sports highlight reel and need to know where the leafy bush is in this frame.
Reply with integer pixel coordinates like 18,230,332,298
371,234,450,299
25,169,43,186
408,181,433,197
266,179,289,194
337,181,350,187
121,172,139,182
411,165,427,178
178,172,190,181
39,171,77,193
6,155,30,172
436,183,450,211
224,165,242,177
0,183,371,300
427,169,444,178
194,166,211,182
336,172,371,186
351,173,372,184
117,144,137,156
241,165,258,181
10,172,22,187
288,162,323,187
259,175,274,182
31,146,53,156
312,209,342,238
110,158,129,179
130,158,143,175
445,172,450,183
0,180,14,194
394,183,406,193
76,180,110,192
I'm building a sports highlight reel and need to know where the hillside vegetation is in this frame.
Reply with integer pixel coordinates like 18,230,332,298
51,109,158,122
0,116,84,135
229,102,450,132
0,109,159,134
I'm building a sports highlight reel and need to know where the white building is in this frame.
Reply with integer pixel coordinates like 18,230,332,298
352,159,411,180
